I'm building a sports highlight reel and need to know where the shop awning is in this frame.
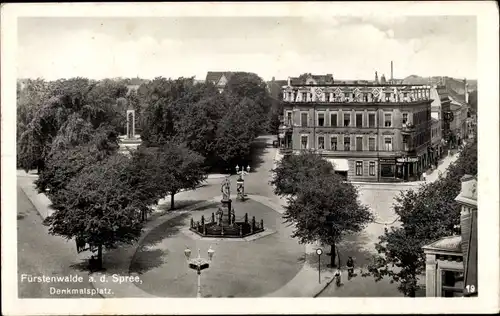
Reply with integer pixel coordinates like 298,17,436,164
327,158,349,172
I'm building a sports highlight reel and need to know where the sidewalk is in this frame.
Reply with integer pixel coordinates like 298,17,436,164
425,152,459,183
17,170,54,219
266,243,334,297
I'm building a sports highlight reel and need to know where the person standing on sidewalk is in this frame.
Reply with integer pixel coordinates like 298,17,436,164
334,269,342,287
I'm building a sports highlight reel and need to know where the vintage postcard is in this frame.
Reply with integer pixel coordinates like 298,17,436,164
1,2,498,315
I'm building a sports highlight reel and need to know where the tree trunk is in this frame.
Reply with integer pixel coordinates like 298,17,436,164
97,244,103,270
330,243,336,268
37,159,45,174
170,192,175,210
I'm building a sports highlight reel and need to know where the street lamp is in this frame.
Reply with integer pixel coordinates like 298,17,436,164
235,165,250,200
184,246,215,298
316,248,323,284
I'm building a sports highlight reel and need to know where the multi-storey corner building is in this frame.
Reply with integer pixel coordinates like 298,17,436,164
279,78,433,182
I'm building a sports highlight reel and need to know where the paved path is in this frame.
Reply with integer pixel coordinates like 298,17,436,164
88,193,330,298
17,137,336,298
18,135,459,298
17,186,99,298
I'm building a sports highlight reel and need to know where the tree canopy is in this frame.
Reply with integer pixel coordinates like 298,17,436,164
17,77,127,172
270,150,335,197
45,154,144,269
364,136,478,297
138,74,273,171
271,151,373,266
284,171,373,266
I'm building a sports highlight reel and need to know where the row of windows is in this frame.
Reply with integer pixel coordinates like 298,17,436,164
284,91,429,103
300,135,393,151
288,111,411,128
355,161,377,176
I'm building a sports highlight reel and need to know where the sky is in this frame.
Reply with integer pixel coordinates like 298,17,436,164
17,16,477,82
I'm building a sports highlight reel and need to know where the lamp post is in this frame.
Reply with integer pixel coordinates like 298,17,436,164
316,248,323,284
235,165,250,200
184,246,215,298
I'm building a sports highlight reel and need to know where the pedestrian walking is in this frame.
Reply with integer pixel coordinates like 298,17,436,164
346,256,355,280
422,173,427,182
334,269,342,287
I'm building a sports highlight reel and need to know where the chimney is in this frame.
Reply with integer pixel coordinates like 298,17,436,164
391,61,393,81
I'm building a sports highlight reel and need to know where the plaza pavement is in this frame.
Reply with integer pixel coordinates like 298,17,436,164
16,138,338,297
16,135,460,298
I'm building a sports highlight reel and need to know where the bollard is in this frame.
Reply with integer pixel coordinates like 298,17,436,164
191,218,194,228
201,215,205,226
221,225,224,236
261,219,264,230
252,216,256,230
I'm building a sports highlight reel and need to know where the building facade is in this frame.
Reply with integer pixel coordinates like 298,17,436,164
279,80,433,182
430,118,442,165
423,175,477,297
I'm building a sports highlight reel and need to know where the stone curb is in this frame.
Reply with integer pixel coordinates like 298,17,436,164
18,177,54,220
313,273,336,298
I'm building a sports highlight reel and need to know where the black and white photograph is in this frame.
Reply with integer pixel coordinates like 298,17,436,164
2,2,498,315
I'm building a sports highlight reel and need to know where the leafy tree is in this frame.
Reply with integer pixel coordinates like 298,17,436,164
35,144,109,197
35,123,119,195
214,97,261,168
225,72,272,134
139,77,196,146
270,150,334,197
17,79,49,139
284,172,373,267
175,91,229,165
145,142,208,210
18,96,69,172
17,77,127,172
364,137,477,296
45,154,144,270
267,99,283,136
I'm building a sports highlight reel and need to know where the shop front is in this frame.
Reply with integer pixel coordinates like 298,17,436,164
396,156,419,181
379,158,397,181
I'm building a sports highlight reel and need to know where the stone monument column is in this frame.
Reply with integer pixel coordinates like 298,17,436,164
126,109,135,139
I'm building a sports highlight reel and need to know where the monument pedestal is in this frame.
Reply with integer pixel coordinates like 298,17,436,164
221,198,232,223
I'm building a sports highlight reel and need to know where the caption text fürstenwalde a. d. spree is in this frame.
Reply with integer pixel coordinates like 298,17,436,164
20,273,143,296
